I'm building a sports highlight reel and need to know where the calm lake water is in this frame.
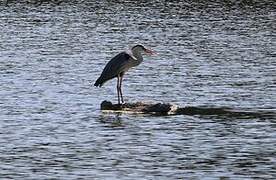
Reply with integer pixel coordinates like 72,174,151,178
0,1,275,179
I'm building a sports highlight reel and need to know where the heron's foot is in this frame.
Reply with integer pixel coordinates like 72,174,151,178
116,101,125,107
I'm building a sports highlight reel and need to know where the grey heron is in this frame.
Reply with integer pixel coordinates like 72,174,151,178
94,45,155,104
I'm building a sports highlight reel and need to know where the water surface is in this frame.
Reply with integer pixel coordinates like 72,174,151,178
0,1,275,179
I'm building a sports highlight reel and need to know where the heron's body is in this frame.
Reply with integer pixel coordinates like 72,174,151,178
94,51,142,87
94,45,154,104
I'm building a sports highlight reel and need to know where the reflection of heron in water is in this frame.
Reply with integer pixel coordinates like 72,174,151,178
94,45,155,104
98,113,123,127
4,0,9,6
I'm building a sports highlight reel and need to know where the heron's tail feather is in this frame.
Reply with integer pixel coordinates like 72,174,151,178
94,77,103,87
94,76,107,87
95,74,115,87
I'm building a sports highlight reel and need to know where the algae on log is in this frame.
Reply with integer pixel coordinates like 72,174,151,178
100,101,276,119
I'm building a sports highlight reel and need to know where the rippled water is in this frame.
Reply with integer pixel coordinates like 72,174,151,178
0,1,275,179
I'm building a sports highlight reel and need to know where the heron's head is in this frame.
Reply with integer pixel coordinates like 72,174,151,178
131,45,155,55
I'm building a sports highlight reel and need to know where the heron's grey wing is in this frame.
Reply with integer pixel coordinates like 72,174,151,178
94,52,131,86
101,52,132,78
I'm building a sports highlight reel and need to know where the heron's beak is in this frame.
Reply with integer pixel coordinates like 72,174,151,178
145,49,156,55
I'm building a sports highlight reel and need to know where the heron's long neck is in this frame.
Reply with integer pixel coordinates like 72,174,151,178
132,50,143,63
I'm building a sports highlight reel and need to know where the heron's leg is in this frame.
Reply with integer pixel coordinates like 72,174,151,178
119,73,124,104
117,75,121,104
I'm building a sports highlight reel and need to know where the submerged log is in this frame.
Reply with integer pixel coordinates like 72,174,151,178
101,101,276,118
101,100,178,115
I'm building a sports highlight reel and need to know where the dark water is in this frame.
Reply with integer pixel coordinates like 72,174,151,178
0,1,275,179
